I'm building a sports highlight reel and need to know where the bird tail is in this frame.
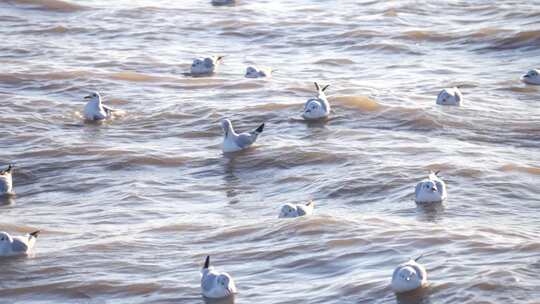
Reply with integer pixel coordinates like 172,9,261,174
29,230,40,238
429,170,440,177
203,255,210,269
254,123,264,134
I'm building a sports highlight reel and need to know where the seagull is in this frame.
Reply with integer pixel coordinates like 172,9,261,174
391,256,428,293
191,56,223,75
522,69,540,85
0,231,40,257
83,92,120,121
245,66,272,78
221,119,264,153
415,171,447,204
0,164,14,195
279,201,315,218
436,87,463,106
201,256,237,299
302,82,331,120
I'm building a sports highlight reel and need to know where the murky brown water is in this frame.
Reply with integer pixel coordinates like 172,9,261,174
1,0,540,303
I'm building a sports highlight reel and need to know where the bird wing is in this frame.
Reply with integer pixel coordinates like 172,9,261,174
11,237,29,253
297,201,314,216
102,105,116,115
304,99,320,111
435,180,445,196
235,133,256,148
410,263,427,281
0,180,8,193
391,265,401,282
414,182,422,197
201,272,217,293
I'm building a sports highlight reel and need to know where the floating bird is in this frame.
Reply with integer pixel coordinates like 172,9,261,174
391,256,428,293
522,69,540,85
191,56,223,75
201,256,237,299
302,82,331,120
436,87,463,106
279,201,315,218
83,92,120,121
221,119,264,153
245,66,272,78
415,171,447,204
0,164,14,195
0,230,40,257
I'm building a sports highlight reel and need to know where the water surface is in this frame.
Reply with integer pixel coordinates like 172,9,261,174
1,0,540,303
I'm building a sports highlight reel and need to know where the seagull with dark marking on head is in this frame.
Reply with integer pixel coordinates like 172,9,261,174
221,119,264,153
0,164,14,195
391,255,428,293
302,82,331,120
436,87,463,106
522,69,540,85
279,200,315,218
415,171,447,204
0,230,40,257
83,92,121,121
201,256,237,299
191,56,223,75
245,66,273,78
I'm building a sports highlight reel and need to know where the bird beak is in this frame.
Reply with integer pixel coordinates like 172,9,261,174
524,74,530,78
431,187,437,192
84,95,91,99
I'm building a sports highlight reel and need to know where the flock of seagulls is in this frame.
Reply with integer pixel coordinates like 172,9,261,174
2,63,538,297
2,0,538,296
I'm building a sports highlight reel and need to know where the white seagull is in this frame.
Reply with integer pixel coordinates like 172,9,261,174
522,69,540,85
0,231,40,257
279,201,315,218
415,171,447,204
191,56,223,75
83,92,120,121
391,256,428,293
221,119,264,153
302,82,331,120
201,256,237,299
0,164,14,195
436,87,463,106
245,66,272,78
